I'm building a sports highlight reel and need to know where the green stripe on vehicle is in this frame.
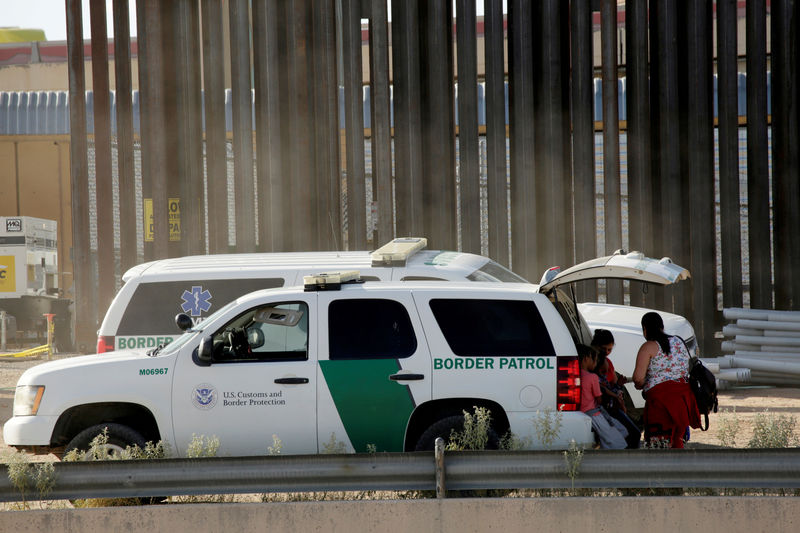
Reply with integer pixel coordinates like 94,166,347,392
319,359,415,453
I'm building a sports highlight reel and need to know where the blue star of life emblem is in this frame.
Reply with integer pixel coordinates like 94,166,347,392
181,286,212,317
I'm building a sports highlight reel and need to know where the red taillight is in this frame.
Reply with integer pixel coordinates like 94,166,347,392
96,336,115,354
556,356,580,411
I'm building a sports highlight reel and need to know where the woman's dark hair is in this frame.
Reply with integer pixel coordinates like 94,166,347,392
591,328,615,347
594,350,608,375
641,311,670,354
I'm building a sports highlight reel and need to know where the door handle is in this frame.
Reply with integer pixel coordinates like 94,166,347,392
389,373,425,381
274,377,309,384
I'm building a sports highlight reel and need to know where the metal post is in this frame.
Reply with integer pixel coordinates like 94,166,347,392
391,0,425,239
508,0,537,280
342,0,367,250
716,0,743,310
484,0,509,265
67,0,94,352
202,0,229,254
368,0,393,247
685,0,715,350
534,0,569,275
112,0,137,272
746,0,772,309
1,310,6,351
654,0,683,313
44,313,55,360
770,0,800,309
229,0,256,252
456,0,480,255
310,0,341,250
435,437,445,498
600,0,622,304
626,0,652,309
420,1,456,251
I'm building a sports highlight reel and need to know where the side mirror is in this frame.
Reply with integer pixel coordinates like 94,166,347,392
176,313,194,331
197,336,214,364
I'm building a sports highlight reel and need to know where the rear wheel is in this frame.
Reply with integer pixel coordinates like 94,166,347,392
414,415,500,451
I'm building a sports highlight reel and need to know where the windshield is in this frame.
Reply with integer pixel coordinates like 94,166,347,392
158,299,240,356
466,260,529,283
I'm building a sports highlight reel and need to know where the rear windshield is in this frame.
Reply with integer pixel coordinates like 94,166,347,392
466,261,528,283
116,278,284,335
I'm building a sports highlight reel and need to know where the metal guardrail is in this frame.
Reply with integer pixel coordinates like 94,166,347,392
3,448,800,502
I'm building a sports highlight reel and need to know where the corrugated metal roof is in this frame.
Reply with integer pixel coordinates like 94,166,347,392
0,74,764,135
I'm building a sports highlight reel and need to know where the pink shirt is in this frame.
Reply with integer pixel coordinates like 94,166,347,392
580,369,601,413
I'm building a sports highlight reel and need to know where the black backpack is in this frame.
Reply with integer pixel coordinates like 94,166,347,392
688,358,719,431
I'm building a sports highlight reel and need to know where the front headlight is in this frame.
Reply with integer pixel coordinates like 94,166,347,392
13,385,45,416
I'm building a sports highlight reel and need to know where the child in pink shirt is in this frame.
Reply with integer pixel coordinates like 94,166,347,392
578,344,628,449
579,346,601,412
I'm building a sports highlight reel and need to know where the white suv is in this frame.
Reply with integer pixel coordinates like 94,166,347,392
6,276,593,456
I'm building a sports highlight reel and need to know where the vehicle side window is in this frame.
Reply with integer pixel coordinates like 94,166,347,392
328,299,417,359
210,302,308,363
429,299,555,357
117,278,284,335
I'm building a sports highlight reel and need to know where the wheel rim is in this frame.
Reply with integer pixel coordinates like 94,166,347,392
78,442,128,460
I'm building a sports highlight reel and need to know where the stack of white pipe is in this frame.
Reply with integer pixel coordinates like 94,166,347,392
713,307,800,388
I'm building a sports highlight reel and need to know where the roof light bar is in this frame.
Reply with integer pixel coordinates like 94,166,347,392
370,237,428,267
303,270,362,291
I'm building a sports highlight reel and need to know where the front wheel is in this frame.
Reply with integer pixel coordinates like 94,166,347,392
64,423,146,460
414,415,500,451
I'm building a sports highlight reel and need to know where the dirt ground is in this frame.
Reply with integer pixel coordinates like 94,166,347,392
2,353,800,455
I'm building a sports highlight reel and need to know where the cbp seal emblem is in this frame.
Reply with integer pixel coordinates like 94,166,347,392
192,383,217,410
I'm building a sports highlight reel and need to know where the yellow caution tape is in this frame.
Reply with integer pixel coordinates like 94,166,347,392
0,344,50,359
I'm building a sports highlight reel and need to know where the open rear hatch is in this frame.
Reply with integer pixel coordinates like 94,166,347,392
538,250,690,293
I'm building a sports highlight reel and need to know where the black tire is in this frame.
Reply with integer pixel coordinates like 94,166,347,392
65,423,147,459
414,415,500,451
65,423,166,505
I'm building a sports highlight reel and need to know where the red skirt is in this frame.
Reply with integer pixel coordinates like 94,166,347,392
643,379,701,448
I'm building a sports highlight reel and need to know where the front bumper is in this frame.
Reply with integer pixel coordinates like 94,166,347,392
3,415,57,449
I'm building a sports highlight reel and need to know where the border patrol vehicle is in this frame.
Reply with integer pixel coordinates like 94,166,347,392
5,257,689,457
96,237,696,410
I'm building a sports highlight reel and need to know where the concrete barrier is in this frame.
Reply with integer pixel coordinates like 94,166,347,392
2,497,798,533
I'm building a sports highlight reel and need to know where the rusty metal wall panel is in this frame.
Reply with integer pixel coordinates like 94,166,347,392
391,1,425,238
534,0,569,277
600,0,622,304
89,0,115,314
685,0,716,353
112,0,137,273
770,0,800,309
367,0,392,247
342,0,366,250
716,0,743,311
484,0,508,266
508,0,537,281
420,0,456,250
456,0,480,254
626,0,652,309
229,0,256,252
67,0,95,351
174,0,204,255
202,0,229,254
